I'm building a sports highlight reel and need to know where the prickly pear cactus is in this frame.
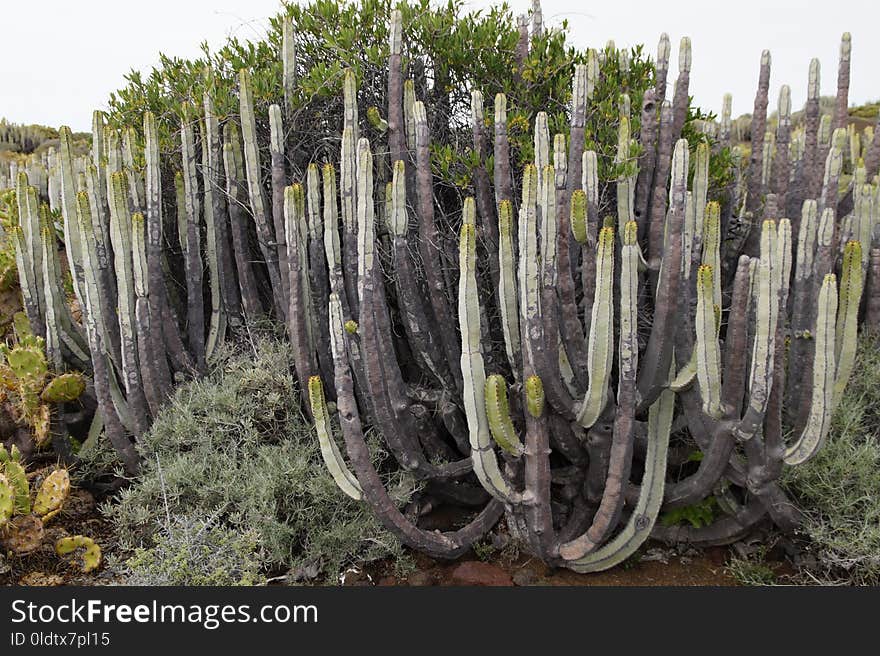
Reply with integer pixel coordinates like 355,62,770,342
1,514,44,555
0,474,13,526
0,444,31,514
32,468,70,522
1,334,48,381
41,373,86,403
0,331,84,448
55,535,102,573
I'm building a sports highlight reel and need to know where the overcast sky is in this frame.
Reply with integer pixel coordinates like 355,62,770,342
2,0,879,132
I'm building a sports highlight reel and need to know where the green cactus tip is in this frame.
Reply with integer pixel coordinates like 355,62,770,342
484,375,524,456
571,189,587,244
526,375,545,418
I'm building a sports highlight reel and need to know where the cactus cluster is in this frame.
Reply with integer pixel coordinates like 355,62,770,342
8,1,879,571
1,445,64,546
0,445,101,572
1,327,85,450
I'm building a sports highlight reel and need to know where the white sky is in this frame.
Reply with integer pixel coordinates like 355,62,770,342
2,0,879,132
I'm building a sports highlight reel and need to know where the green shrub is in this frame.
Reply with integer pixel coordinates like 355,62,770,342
849,103,879,120
783,333,880,585
105,336,412,584
123,514,265,586
725,547,778,586
104,0,726,227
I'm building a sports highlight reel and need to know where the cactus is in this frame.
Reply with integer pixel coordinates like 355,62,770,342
0,445,30,515
55,535,102,573
1,332,85,449
0,464,69,554
11,1,873,574
32,468,70,521
0,453,99,572
0,474,14,526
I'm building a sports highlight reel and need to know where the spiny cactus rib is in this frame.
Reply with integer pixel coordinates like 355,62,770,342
580,149,600,336
15,176,46,337
647,100,674,269
639,137,687,410
74,193,139,472
484,375,525,456
387,9,406,167
669,37,691,140
493,93,513,213
109,171,151,434
281,16,297,110
143,112,175,393
129,212,161,415
327,291,503,559
568,388,675,572
702,201,722,308
200,124,228,357
459,222,520,502
655,33,671,99
575,226,614,428
415,101,461,390
321,164,342,280
497,200,522,377
615,114,634,232
340,124,360,319
284,184,319,407
471,90,500,296
239,69,285,319
784,273,838,465
38,223,89,369
269,104,291,307
12,226,42,352
388,161,450,389
306,164,334,389
560,219,640,561
308,375,363,500
222,124,263,323
744,50,772,243
773,85,792,208
57,127,85,304
832,240,863,407
695,265,723,417
834,33,852,130
736,220,787,441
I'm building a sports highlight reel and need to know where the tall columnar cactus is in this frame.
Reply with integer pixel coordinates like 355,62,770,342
239,69,285,319
744,50,772,252
108,172,151,435
834,33,852,131
19,2,874,572
180,116,206,372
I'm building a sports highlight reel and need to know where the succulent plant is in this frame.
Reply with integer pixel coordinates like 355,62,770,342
55,535,102,573
0,332,84,448
7,0,877,572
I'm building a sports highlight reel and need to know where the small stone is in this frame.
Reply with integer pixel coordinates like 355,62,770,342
512,567,540,586
406,570,435,586
705,546,728,566
450,561,513,586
